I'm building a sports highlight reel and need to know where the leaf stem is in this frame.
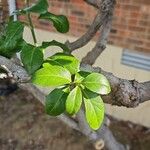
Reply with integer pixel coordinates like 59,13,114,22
25,0,37,45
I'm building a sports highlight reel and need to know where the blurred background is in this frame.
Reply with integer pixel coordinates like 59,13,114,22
0,0,150,149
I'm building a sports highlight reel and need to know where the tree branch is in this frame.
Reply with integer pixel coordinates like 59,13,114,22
76,109,98,141
66,12,105,51
81,63,150,107
97,123,126,150
84,0,100,8
20,83,79,131
76,110,126,150
82,6,114,65
66,0,116,52
0,55,149,108
0,55,29,83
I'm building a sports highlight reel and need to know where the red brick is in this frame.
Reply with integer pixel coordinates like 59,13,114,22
13,0,150,53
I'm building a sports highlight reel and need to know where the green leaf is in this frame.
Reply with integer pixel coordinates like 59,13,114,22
32,63,71,87
22,0,48,14
82,88,99,99
49,53,80,74
41,40,70,52
0,21,24,58
75,71,91,83
84,95,104,130
21,43,44,74
39,12,69,33
45,88,68,116
82,73,111,94
66,86,82,115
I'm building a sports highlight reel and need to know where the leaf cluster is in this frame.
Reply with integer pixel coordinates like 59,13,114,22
32,53,111,130
0,0,111,130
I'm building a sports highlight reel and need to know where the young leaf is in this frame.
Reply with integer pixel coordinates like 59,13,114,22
84,96,104,130
39,12,69,33
82,73,111,95
21,43,44,74
0,21,24,58
75,71,91,83
82,88,99,99
32,63,71,87
45,88,68,116
41,40,70,52
49,53,80,74
22,0,48,14
66,86,82,115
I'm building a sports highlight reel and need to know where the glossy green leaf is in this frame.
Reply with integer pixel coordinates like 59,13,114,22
41,40,70,52
32,63,71,87
84,95,104,130
66,86,82,115
82,88,99,99
82,73,111,94
49,53,80,74
75,71,91,83
0,21,24,58
22,0,48,14
45,88,68,116
21,43,44,74
39,12,69,33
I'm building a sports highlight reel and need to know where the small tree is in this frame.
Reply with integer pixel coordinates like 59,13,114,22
0,0,149,149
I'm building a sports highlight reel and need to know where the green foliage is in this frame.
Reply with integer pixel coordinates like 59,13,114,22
39,12,69,33
66,86,82,115
0,0,111,130
49,53,80,74
82,73,111,94
41,40,70,52
75,71,91,83
20,0,48,14
32,63,71,86
0,21,24,58
21,43,44,74
84,95,104,130
45,88,68,116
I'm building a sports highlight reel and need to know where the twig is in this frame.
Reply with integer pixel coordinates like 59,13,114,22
66,0,116,53
25,0,37,44
82,7,114,65
84,0,99,8
66,12,105,52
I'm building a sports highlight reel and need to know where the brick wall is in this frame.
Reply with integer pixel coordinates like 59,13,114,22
0,0,9,23
16,0,150,53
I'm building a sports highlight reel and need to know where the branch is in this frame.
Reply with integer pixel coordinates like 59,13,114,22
82,6,114,65
0,55,79,131
0,55,149,108
20,83,79,131
84,0,100,8
76,110,126,150
97,123,126,150
26,0,37,44
66,12,105,51
0,56,29,83
66,0,116,52
76,109,98,141
81,64,150,107
20,83,125,149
